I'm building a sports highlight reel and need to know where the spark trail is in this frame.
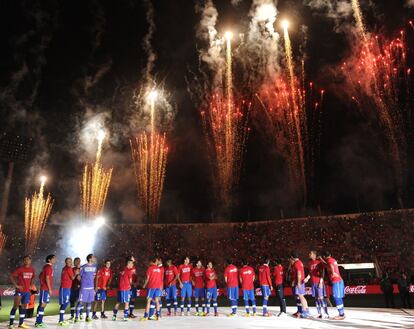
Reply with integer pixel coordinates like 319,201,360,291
80,131,113,219
25,176,54,254
282,20,307,203
201,32,250,213
131,91,168,222
351,0,366,39
256,20,324,206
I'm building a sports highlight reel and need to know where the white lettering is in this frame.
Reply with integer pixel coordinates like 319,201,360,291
344,285,367,294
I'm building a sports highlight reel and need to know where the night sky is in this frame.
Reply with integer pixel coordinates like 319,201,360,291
0,0,413,224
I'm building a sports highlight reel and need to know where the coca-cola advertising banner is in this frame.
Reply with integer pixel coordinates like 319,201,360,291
1,284,411,297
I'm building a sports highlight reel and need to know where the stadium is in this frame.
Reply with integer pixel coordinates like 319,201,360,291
1,1,414,329
1,210,414,328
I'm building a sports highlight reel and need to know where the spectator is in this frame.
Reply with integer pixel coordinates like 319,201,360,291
380,273,395,308
398,272,411,308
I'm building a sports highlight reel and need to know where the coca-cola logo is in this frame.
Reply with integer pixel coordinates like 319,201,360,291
345,285,367,294
2,288,16,296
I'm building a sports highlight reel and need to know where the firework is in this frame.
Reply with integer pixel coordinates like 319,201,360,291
256,21,324,205
80,130,113,219
131,91,168,222
0,224,6,253
351,0,367,39
342,4,413,205
283,20,306,201
201,32,250,212
24,176,54,254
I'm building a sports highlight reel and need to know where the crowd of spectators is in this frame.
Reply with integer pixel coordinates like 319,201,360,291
102,209,414,286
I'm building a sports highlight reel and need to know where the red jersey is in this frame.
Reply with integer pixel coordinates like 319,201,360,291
72,266,81,289
224,264,238,288
12,266,36,293
131,266,138,286
273,265,284,285
240,265,255,290
164,265,178,286
61,266,75,289
291,259,305,285
39,264,54,291
159,266,165,286
178,264,193,282
192,267,205,288
258,264,272,286
96,267,112,289
205,268,217,288
273,264,285,286
325,257,342,283
308,259,323,284
146,264,163,289
118,267,133,291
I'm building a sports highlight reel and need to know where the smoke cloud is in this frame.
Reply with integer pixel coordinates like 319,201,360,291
193,0,281,93
242,0,280,88
0,1,58,126
231,0,243,6
133,0,175,133
0,1,59,194
195,0,225,89
142,0,157,87
304,0,354,33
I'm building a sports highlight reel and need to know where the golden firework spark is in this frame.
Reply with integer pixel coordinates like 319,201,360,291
351,0,367,40
24,176,54,254
282,20,307,203
0,224,7,254
80,131,113,219
201,31,250,212
130,91,168,222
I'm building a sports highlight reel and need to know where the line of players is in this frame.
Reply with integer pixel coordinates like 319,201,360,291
7,249,345,328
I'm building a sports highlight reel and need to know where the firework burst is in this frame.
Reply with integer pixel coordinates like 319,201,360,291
256,21,324,205
200,32,250,213
131,91,168,222
24,176,54,254
80,131,113,219
341,2,413,205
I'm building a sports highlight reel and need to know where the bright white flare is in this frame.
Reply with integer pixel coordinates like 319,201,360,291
281,19,290,30
39,175,47,184
148,90,158,103
97,129,106,142
224,31,233,41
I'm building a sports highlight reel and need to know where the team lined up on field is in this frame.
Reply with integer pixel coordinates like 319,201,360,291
7,250,345,328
